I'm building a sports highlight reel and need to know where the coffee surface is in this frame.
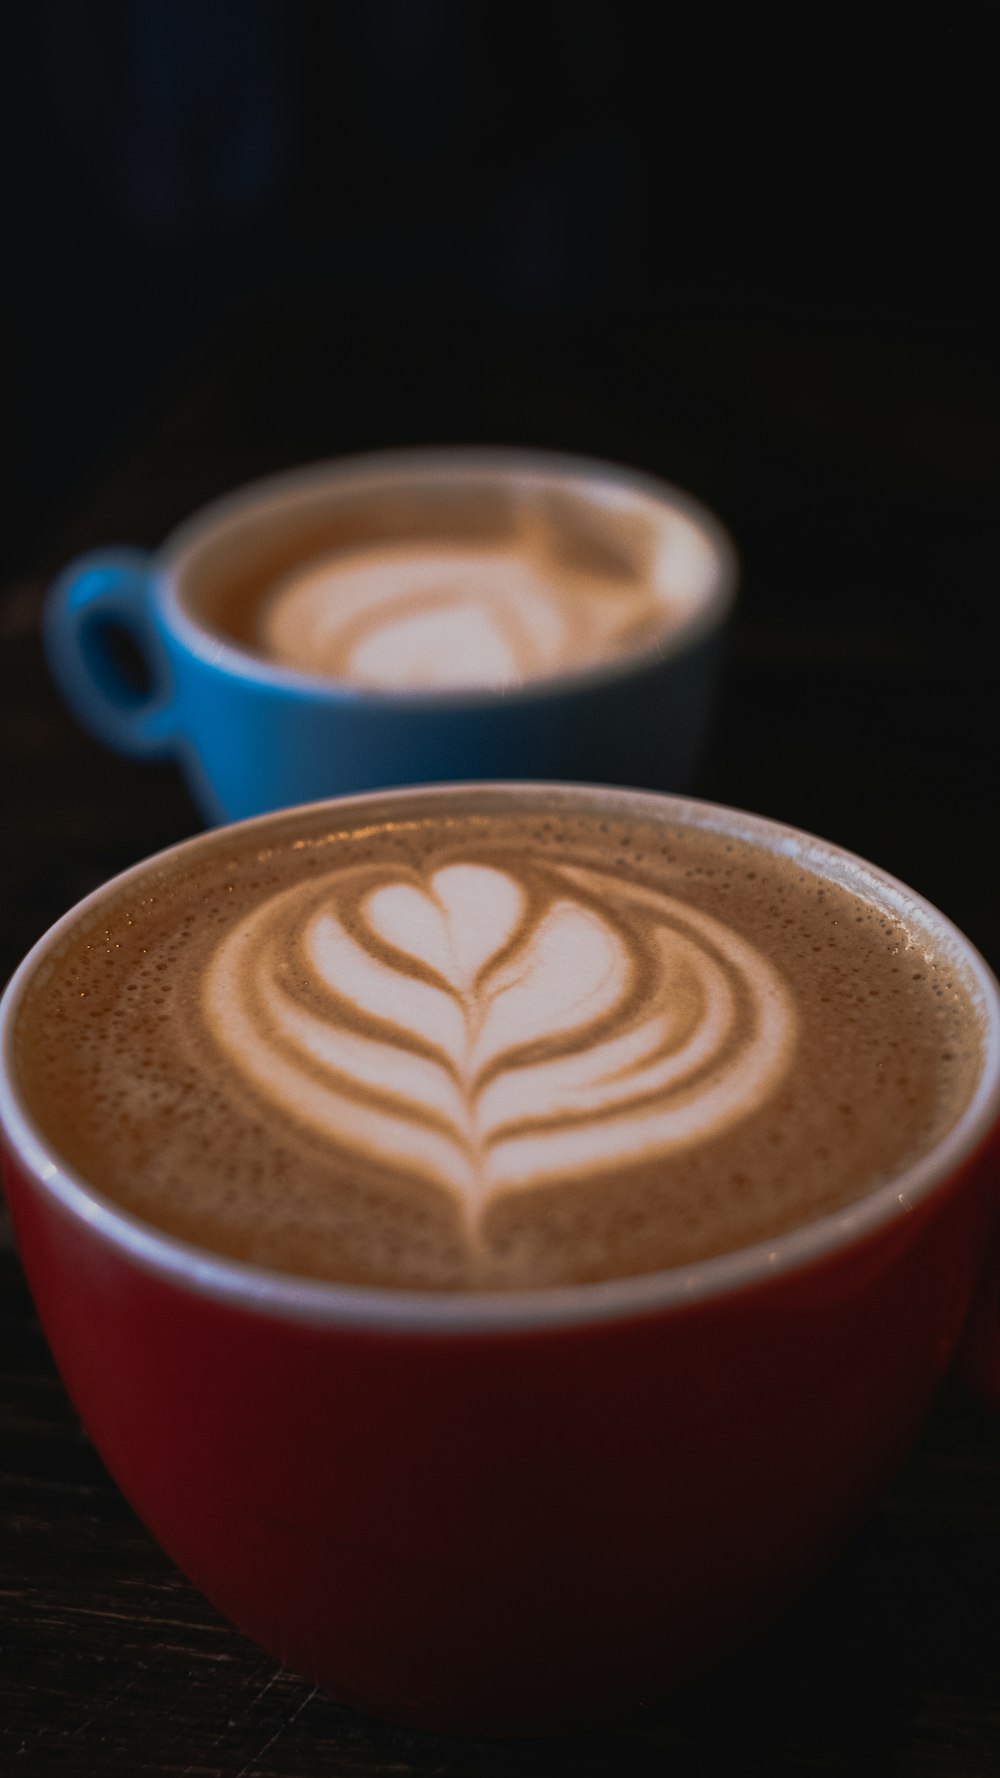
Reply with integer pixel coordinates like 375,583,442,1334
206,474,718,690
15,794,981,1290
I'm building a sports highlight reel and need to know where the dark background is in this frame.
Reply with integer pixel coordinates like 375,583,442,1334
7,4,996,581
2,6,999,1774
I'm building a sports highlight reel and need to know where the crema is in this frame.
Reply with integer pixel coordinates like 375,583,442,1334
14,791,982,1290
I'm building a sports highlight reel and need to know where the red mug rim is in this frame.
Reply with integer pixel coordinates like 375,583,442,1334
2,783,998,1334
156,446,740,709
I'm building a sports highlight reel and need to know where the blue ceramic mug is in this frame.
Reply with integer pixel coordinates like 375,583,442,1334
44,448,738,824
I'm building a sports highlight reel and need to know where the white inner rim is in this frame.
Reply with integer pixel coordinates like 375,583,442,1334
2,784,998,1333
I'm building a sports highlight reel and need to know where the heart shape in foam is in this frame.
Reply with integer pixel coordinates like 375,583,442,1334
364,866,630,1072
365,866,524,993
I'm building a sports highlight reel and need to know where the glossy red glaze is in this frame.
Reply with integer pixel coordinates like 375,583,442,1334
3,1127,998,1734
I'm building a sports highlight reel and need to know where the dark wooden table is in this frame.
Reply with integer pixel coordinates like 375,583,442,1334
2,316,999,1775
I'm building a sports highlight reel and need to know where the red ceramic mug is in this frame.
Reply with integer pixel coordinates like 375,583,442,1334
1,789,999,1735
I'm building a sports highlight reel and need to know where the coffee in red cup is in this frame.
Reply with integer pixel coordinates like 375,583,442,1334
2,784,998,1730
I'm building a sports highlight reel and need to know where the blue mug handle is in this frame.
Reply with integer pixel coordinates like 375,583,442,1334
44,550,179,758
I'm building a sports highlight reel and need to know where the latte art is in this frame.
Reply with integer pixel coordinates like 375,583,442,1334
257,539,684,690
203,858,796,1231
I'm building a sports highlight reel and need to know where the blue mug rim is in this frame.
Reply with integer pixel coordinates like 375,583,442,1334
156,445,740,708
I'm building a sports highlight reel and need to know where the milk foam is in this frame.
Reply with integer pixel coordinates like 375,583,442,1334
256,537,683,689
203,858,797,1232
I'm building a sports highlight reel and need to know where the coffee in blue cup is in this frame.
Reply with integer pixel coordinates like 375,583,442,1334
45,448,737,824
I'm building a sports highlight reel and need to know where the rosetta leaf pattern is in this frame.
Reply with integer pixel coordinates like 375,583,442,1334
204,861,796,1226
